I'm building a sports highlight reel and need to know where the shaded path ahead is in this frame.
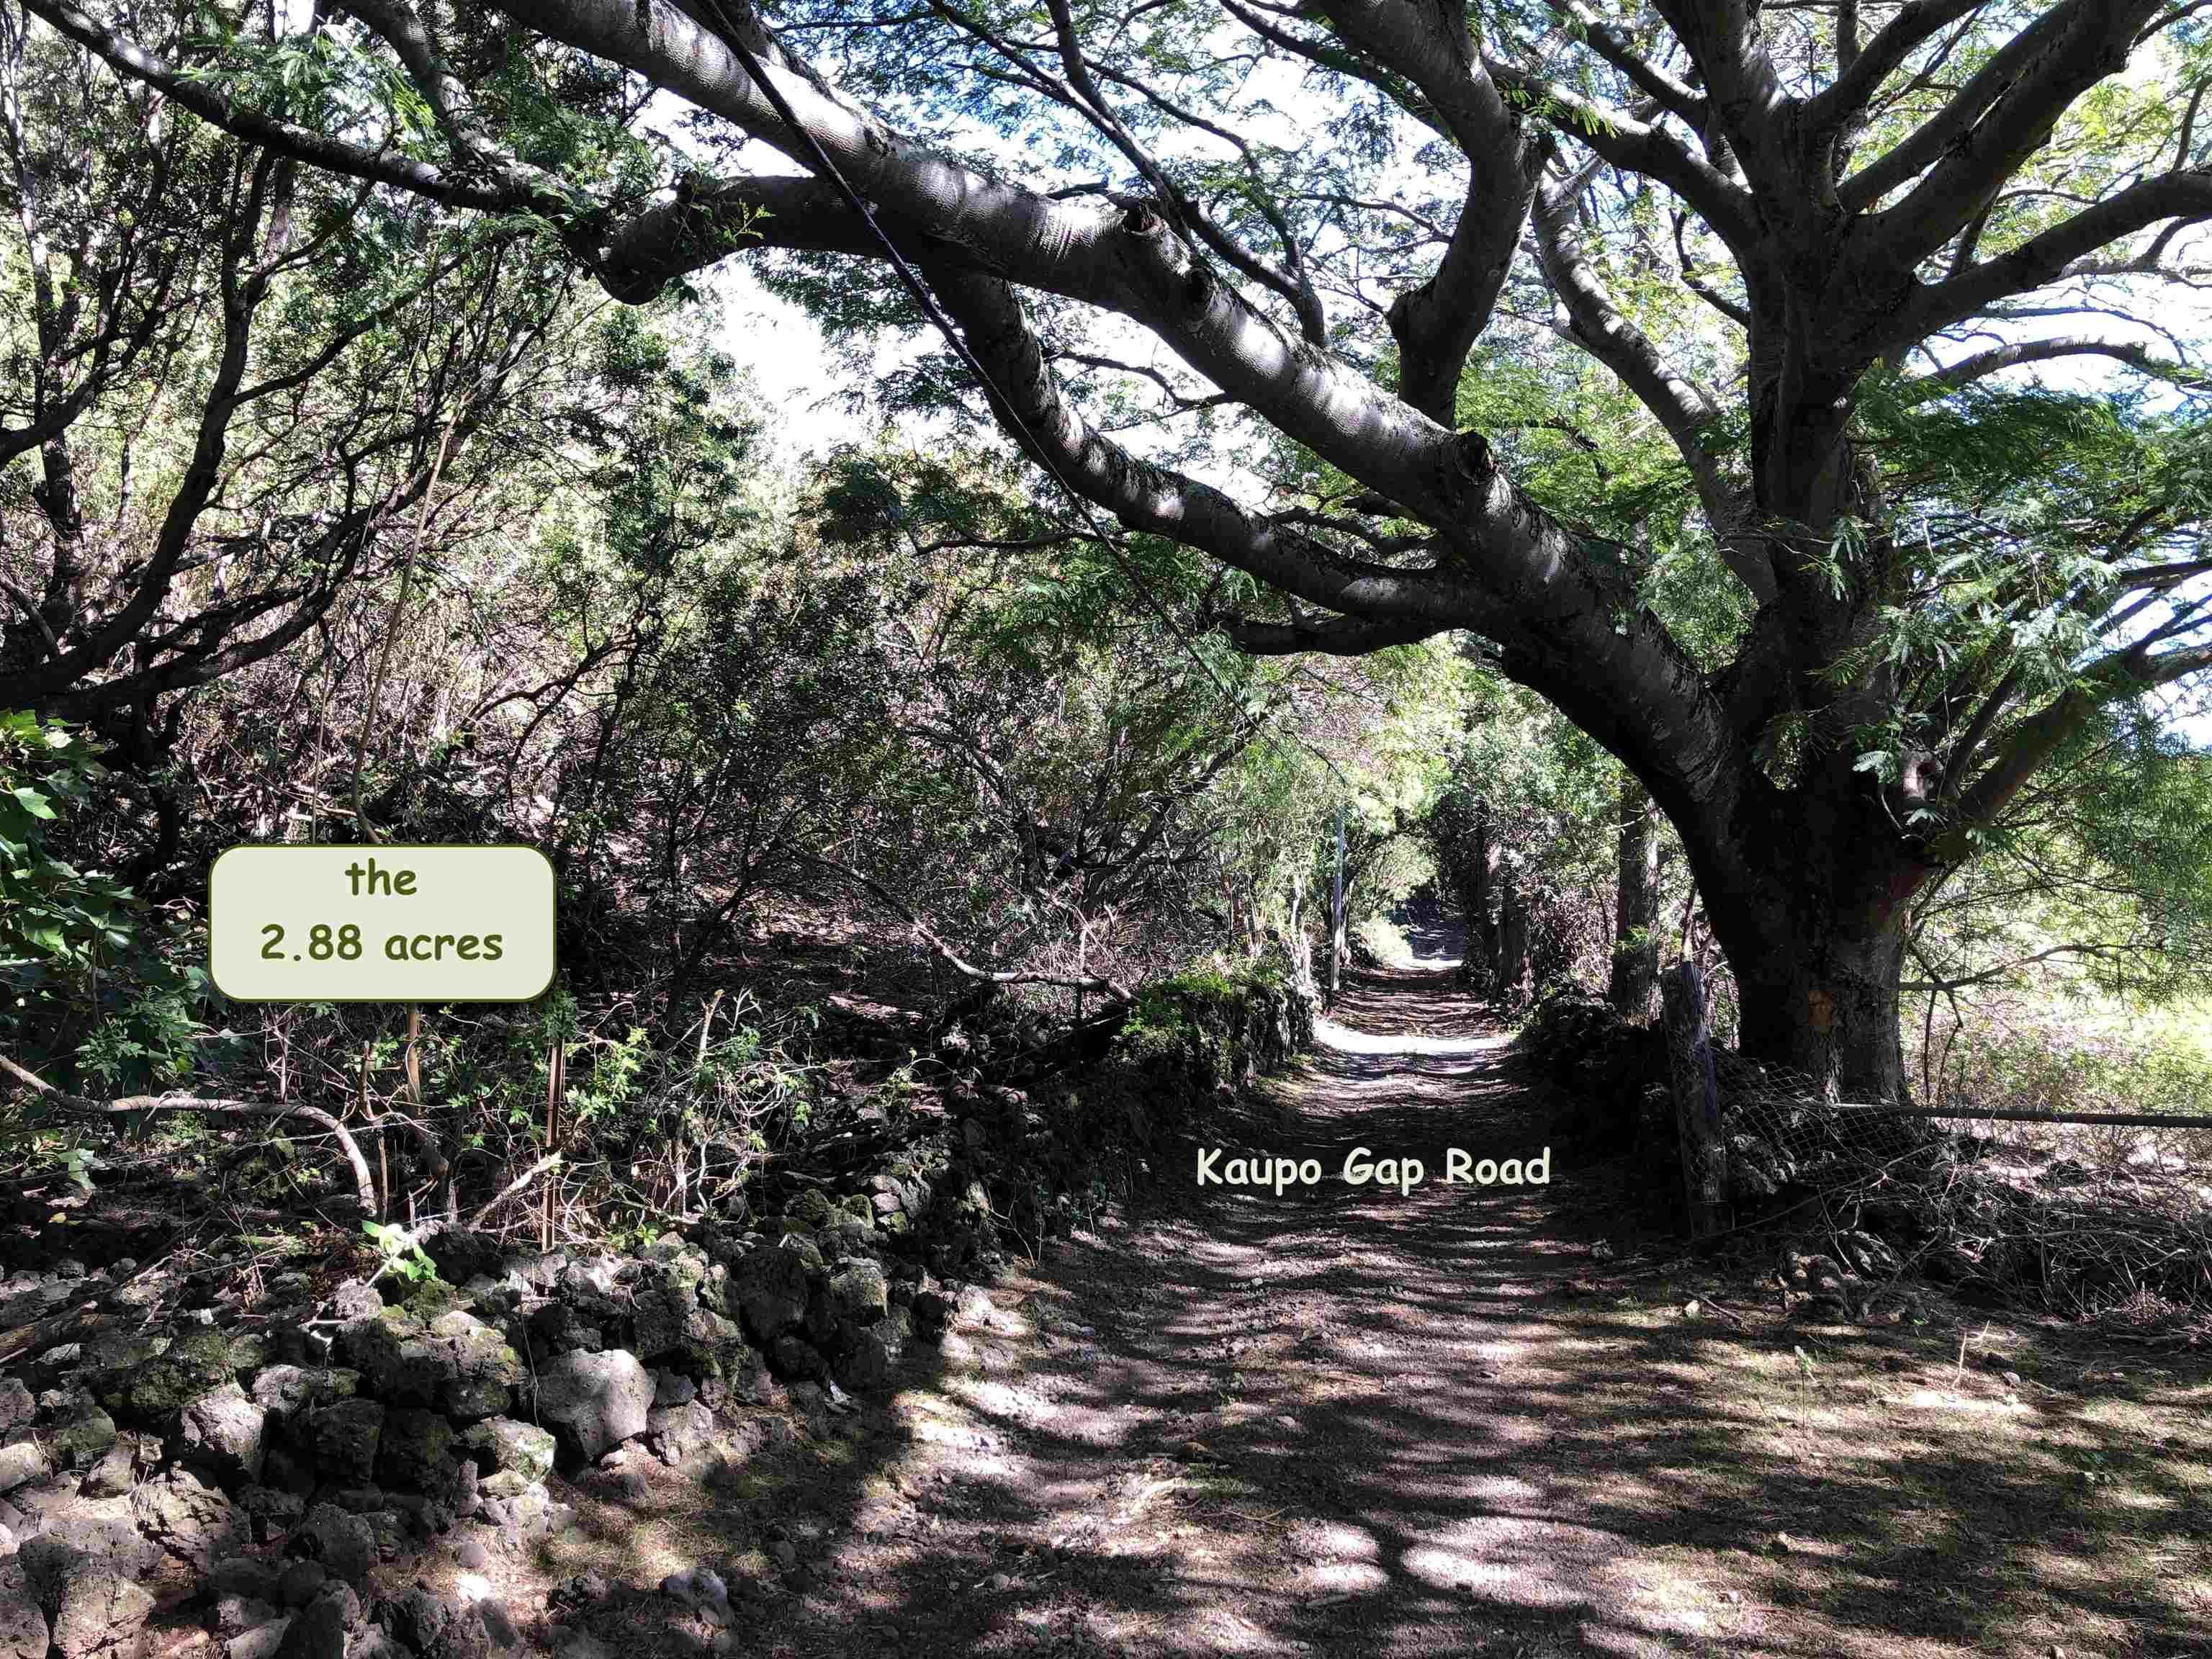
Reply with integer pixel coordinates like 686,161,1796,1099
557,969,2211,1659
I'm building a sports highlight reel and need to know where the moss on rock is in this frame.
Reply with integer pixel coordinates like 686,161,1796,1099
112,1325,238,1421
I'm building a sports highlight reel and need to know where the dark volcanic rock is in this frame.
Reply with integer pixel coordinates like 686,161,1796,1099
529,1351,652,1463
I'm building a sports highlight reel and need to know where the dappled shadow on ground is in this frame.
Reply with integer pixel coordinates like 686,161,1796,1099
536,968,2212,1658
1394,902,1465,969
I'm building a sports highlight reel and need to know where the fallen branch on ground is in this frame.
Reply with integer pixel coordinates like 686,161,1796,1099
0,1053,378,1217
464,1153,562,1229
0,1252,178,1369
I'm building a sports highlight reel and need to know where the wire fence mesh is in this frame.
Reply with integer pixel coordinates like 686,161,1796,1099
1712,1048,2212,1192
1672,1018,2212,1334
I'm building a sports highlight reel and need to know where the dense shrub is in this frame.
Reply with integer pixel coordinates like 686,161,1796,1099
1519,989,1665,1154
1123,966,1316,1089
1003,964,1317,1226
1349,915,1414,968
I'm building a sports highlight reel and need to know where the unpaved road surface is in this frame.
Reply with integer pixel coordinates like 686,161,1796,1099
550,969,2212,1658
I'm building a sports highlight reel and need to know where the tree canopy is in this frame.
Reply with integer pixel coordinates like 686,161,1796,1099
6,0,2211,1097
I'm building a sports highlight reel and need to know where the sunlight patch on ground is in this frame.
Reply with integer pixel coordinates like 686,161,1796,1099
1901,1388,2033,1416
1401,1549,1516,1593
1289,1557,1392,1596
1295,1519,1376,1560
1313,1017,1509,1057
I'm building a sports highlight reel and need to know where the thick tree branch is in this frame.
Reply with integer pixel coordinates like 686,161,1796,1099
1845,0,2159,238
1646,0,1794,203
499,0,1701,651
1547,1,1706,129
1672,207,1752,327
1483,59,1761,258
922,264,1465,629
508,1,1503,523
1905,335,2211,397
907,251,1743,884
1954,640,2212,828
932,0,1326,341
1035,0,1320,335
1387,171,1540,425
917,254,1739,855
1298,1,1538,420
1218,609,1440,655
1532,172,1722,435
1938,661,2021,791
1884,167,2212,351
1532,171,1775,602
2112,557,2212,592
596,173,871,300
1803,0,1988,143
1217,0,1440,140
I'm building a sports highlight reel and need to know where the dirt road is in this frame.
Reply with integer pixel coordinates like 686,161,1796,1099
557,969,2212,1658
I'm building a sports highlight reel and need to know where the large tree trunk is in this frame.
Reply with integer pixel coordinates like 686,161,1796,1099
1607,776,1659,1021
1731,927,1909,1105
1601,431,1931,1105
1687,783,1923,1106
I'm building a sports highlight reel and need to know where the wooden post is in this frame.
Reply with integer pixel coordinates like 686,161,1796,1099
1328,800,1345,1002
360,1041,385,1220
405,1004,456,1224
541,1038,565,1251
1662,959,1729,1239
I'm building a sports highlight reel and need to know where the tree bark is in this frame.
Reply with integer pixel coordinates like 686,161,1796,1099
1665,757,1924,1105
1731,923,1910,1106
1440,793,1501,989
1467,796,1500,986
1607,775,1659,1020
1496,860,1529,1004
1660,958,1729,1238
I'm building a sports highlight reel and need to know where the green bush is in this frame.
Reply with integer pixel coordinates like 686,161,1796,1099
1,714,135,1020
1025,963,1316,1198
1350,915,1413,968
1123,963,1315,1093
0,711,212,1088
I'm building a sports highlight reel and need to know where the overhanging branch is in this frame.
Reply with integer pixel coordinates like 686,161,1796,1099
1880,168,2212,353
1218,610,1443,655
21,0,524,210
1904,335,2211,397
